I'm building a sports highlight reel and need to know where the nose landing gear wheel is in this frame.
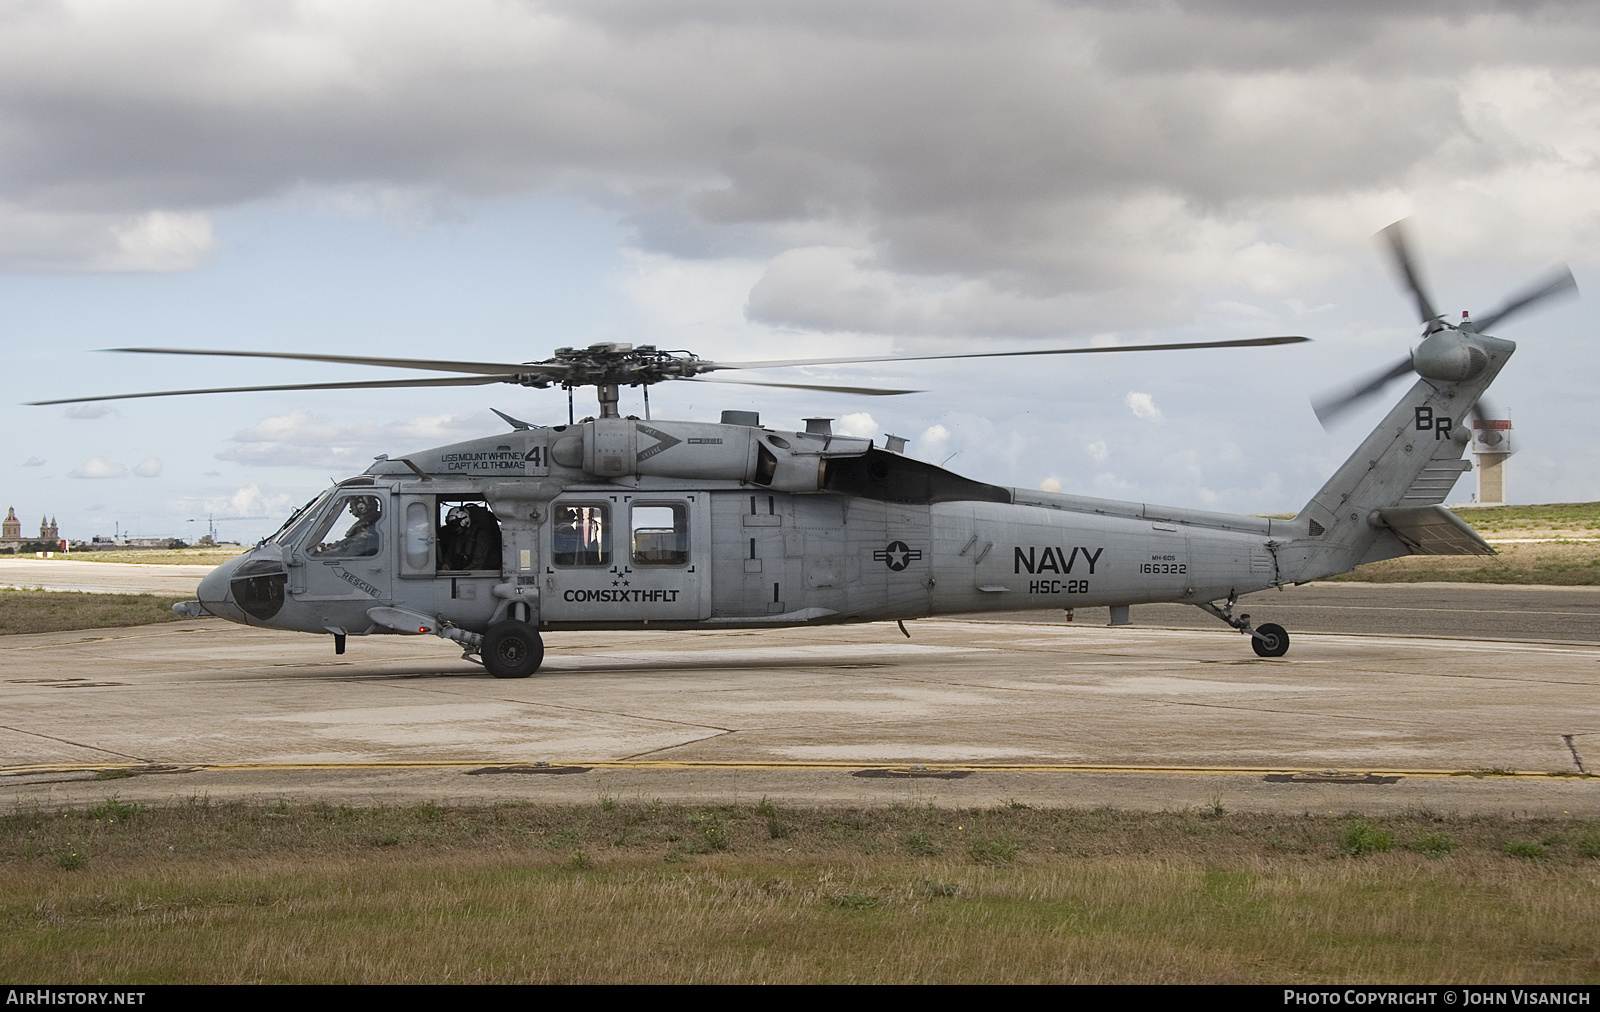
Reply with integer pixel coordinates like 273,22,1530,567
1251,622,1290,658
482,620,544,678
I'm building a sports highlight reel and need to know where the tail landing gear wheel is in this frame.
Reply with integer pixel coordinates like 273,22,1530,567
482,621,544,678
1251,622,1289,658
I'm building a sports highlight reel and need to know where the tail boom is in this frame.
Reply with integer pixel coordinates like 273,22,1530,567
1280,334,1513,583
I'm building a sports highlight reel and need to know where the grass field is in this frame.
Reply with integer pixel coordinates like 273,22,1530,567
1452,501,1600,539
18,548,247,566
1328,501,1600,584
4,799,1597,984
0,588,194,635
1327,540,1600,585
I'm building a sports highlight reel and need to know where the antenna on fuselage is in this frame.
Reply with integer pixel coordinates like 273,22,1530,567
490,408,533,431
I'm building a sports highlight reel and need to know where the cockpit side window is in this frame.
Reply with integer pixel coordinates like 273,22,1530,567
305,495,383,558
552,503,610,567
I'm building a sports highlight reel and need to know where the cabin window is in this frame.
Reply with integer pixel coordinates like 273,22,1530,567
436,500,502,572
631,502,689,566
404,501,432,570
552,503,611,567
304,495,383,559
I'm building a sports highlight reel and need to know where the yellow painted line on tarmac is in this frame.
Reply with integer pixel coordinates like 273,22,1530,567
1,759,1594,780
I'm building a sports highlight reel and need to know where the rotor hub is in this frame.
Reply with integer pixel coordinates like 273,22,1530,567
1413,330,1489,383
543,343,705,391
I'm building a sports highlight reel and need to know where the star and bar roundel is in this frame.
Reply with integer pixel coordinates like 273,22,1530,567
873,540,923,572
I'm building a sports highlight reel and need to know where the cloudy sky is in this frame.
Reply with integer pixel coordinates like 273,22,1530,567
3,0,1597,543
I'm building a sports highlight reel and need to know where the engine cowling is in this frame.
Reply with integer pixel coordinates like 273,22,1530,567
556,418,871,491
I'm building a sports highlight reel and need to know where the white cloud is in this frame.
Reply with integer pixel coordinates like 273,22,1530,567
300,183,466,230
133,457,163,478
0,205,213,273
745,245,1126,337
1039,477,1062,493
1124,392,1163,422
70,457,127,479
916,424,951,460
204,484,296,520
218,407,494,469
835,412,878,439
1,3,1598,514
1094,472,1131,494
64,404,113,419
22,457,45,467
0,2,1591,303
100,212,214,272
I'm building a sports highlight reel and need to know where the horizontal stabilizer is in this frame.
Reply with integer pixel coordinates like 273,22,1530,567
1374,506,1495,556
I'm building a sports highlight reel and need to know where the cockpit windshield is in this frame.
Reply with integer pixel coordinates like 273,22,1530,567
266,490,333,547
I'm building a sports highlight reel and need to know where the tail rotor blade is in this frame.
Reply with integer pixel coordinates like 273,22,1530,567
1468,393,1514,455
1311,354,1416,428
1469,391,1499,427
1379,220,1441,328
1472,265,1578,333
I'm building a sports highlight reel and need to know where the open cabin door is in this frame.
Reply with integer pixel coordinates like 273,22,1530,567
541,491,711,623
394,493,507,624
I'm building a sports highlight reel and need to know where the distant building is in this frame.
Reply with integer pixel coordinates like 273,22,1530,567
0,507,61,550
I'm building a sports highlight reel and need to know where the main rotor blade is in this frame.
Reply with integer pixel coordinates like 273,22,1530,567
700,335,1308,372
1378,220,1440,327
1311,354,1416,429
1473,266,1579,333
28,374,507,406
110,347,567,378
677,377,921,396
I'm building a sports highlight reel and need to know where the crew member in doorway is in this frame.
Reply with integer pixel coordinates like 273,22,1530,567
439,503,502,571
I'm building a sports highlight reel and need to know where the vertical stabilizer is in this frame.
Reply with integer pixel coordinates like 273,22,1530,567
1278,333,1513,583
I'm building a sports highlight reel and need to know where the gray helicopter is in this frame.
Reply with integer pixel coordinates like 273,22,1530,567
33,222,1575,677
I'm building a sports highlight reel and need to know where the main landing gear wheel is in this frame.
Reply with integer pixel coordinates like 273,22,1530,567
1251,622,1290,658
482,620,544,678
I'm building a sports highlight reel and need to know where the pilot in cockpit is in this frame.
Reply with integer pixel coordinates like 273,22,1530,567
308,495,382,557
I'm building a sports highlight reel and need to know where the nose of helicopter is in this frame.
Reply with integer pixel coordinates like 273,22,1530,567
196,553,249,623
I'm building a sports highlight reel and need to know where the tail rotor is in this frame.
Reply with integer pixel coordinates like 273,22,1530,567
1312,220,1577,429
